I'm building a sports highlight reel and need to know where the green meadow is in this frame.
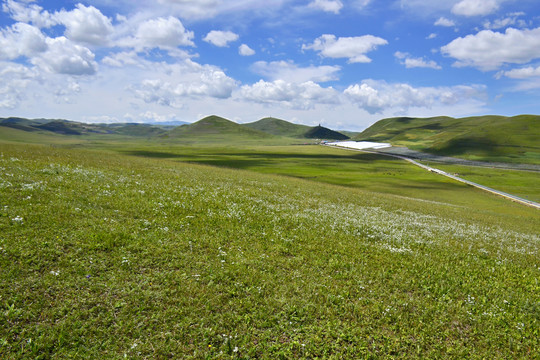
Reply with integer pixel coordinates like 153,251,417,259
1,124,539,358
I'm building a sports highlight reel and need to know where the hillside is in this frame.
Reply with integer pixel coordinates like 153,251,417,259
164,115,274,141
243,117,311,137
304,125,349,140
243,118,350,140
355,115,540,164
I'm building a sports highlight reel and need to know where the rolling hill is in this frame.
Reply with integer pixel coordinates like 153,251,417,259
164,115,274,141
243,117,350,140
243,117,312,137
355,114,540,164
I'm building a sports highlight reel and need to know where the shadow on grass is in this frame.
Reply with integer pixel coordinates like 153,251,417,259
123,149,395,164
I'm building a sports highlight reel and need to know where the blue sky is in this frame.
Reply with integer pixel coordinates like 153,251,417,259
0,0,539,130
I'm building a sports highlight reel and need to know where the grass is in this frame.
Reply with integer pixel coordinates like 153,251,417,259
1,141,539,359
109,143,537,221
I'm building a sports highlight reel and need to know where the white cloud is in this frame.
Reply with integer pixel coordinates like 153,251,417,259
451,0,499,17
302,34,388,63
0,22,47,60
483,12,525,30
31,37,98,75
239,44,255,56
442,27,540,71
54,4,113,46
308,0,343,14
102,51,143,68
240,80,340,110
427,33,437,39
2,0,55,28
129,59,237,107
344,80,485,114
0,62,40,109
434,17,455,27
394,51,441,69
117,16,194,50
251,60,340,83
203,30,239,47
156,0,222,19
496,65,540,79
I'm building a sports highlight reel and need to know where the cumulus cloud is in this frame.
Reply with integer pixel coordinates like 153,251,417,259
238,44,255,56
442,27,540,71
344,80,485,114
251,60,340,83
394,51,441,69
496,65,540,79
129,59,237,107
3,2,113,46
308,0,343,14
0,22,47,60
31,37,98,75
452,0,499,17
2,0,55,28
302,34,387,63
54,4,113,45
434,17,455,27
117,16,194,50
203,30,239,47
240,80,340,110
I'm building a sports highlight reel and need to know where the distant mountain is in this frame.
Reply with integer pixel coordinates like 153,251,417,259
243,117,311,138
164,115,274,141
355,115,540,164
0,118,169,137
304,125,350,140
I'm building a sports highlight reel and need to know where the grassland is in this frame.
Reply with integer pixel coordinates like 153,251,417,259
0,127,539,358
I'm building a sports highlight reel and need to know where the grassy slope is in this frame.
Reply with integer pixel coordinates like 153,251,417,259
243,117,311,138
0,142,538,359
355,115,540,164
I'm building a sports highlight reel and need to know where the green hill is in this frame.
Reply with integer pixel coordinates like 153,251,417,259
243,118,351,140
304,125,349,140
164,115,275,142
243,117,311,137
355,114,540,164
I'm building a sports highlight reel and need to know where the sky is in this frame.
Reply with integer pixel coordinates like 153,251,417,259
0,0,539,130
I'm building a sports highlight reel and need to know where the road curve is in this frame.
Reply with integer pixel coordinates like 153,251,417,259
323,143,540,210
